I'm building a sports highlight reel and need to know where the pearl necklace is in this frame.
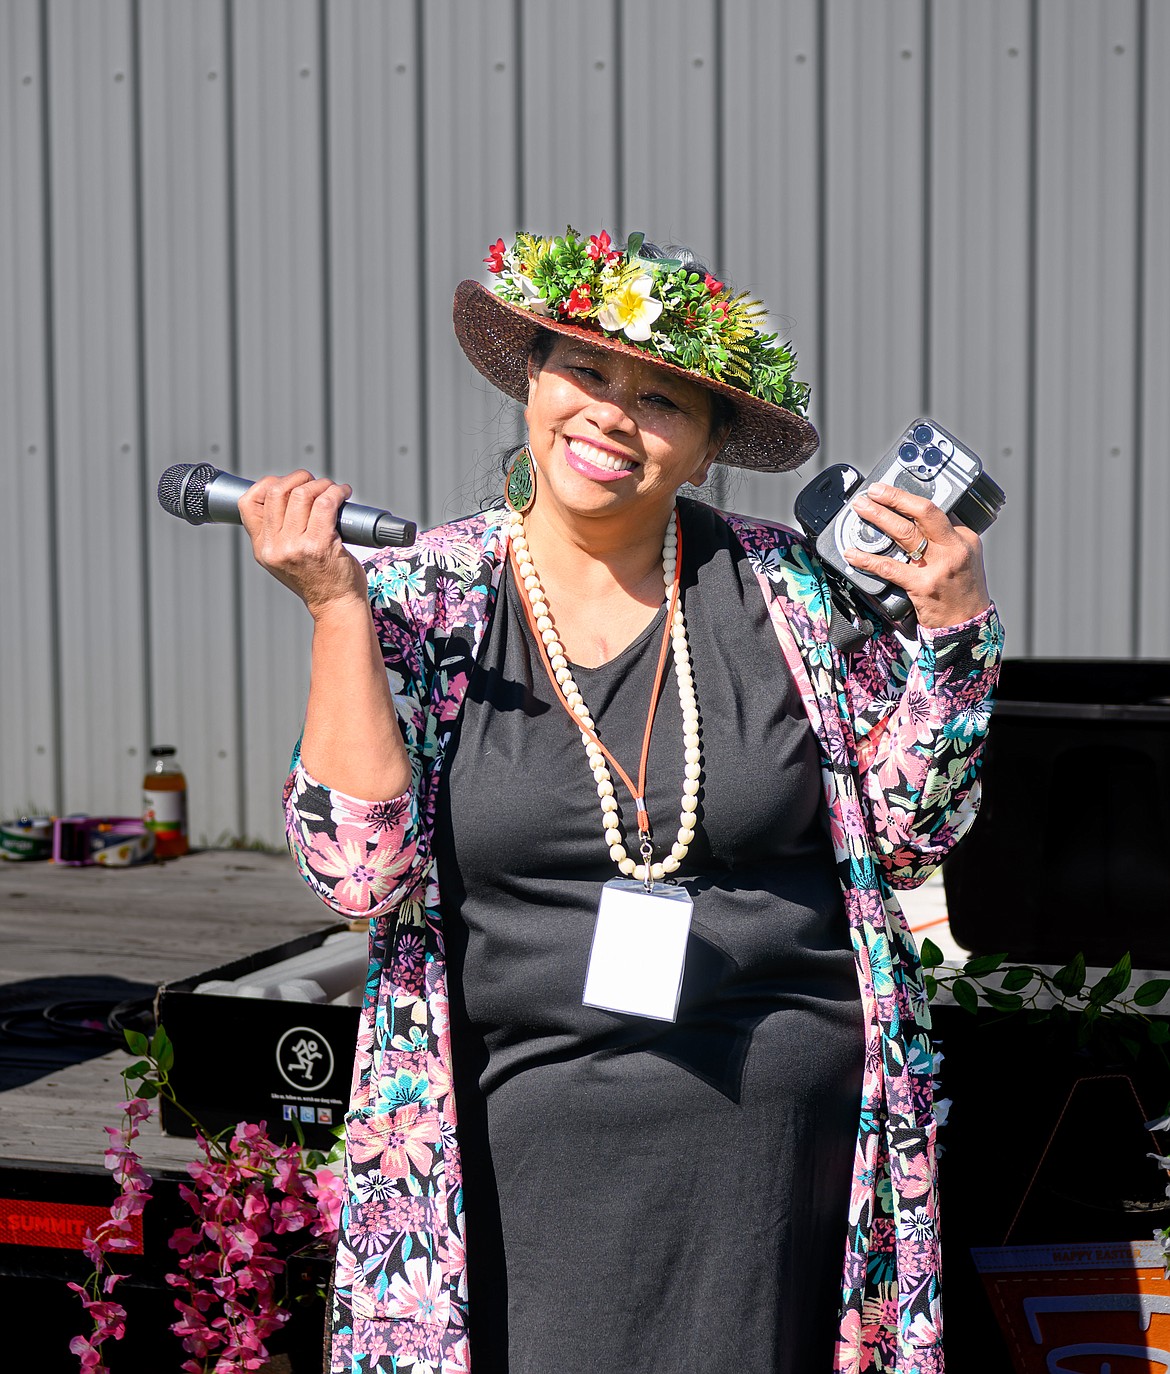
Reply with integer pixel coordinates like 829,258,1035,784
508,510,701,884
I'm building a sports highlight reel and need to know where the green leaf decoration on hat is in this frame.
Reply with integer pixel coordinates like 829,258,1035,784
483,227,811,418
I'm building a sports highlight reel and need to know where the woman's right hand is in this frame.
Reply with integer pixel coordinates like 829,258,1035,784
238,471,368,618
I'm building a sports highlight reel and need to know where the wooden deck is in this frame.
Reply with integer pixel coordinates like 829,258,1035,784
0,849,339,1172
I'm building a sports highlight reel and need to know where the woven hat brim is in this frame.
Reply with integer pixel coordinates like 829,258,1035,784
452,280,819,473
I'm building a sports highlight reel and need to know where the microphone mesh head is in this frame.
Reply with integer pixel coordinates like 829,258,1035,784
156,464,190,517
157,462,220,521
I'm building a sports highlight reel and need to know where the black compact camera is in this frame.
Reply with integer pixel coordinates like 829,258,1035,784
794,418,1005,630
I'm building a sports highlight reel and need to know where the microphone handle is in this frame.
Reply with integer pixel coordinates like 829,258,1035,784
203,471,416,548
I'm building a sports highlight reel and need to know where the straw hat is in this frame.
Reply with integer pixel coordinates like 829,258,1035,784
452,230,819,473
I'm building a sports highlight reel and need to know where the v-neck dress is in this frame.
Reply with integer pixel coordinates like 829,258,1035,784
431,499,865,1373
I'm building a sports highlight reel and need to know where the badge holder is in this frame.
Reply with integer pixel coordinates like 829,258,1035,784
582,838,694,1023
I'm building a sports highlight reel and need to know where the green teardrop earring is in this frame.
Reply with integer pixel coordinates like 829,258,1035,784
504,445,537,515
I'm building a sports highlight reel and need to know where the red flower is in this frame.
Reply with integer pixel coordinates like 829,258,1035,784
704,272,725,294
587,231,612,261
710,299,730,323
483,238,507,273
564,284,592,316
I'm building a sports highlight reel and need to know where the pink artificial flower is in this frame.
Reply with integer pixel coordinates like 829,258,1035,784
308,1166,345,1240
704,272,724,294
484,238,507,272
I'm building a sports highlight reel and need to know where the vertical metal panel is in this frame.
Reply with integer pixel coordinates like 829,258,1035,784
1032,0,1140,656
46,0,148,816
721,0,822,525
326,0,424,521
0,0,58,815
619,0,720,260
519,0,620,234
1139,0,1170,656
822,0,926,472
929,0,1031,650
421,0,521,522
139,0,241,846
233,0,326,844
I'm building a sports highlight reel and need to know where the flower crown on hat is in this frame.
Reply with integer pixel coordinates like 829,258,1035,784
483,228,811,419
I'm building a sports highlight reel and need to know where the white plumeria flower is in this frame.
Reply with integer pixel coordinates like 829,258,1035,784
517,275,552,316
597,273,664,341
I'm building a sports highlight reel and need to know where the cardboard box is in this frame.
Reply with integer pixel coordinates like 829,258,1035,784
972,1240,1170,1373
157,925,362,1151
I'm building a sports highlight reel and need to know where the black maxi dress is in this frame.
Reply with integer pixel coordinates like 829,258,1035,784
432,499,865,1373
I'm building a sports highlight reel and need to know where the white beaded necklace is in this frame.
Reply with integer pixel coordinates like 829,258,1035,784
507,509,701,885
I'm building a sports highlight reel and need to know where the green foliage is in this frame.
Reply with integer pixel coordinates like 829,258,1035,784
924,943,1170,1060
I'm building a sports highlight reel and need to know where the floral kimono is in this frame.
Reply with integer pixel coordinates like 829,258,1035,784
283,501,1003,1374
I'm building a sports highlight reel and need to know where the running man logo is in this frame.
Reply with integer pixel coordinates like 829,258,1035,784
275,1025,335,1093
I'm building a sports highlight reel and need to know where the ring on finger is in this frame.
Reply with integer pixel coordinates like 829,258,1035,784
906,532,929,562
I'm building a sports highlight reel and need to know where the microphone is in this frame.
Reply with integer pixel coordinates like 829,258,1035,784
156,463,416,548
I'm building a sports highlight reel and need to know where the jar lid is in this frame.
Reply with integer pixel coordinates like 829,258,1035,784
150,745,177,757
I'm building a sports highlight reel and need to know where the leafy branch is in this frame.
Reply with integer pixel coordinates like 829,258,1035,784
921,944,1170,1058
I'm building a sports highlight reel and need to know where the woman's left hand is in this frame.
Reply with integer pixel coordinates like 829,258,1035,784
843,482,991,630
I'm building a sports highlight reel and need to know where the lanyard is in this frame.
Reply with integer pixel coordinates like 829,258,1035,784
509,511,683,848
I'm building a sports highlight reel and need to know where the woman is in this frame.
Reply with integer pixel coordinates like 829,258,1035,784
240,229,1001,1374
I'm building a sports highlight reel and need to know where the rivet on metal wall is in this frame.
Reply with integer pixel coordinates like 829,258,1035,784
304,444,314,454
127,746,138,756
795,53,807,64
396,64,407,74
115,72,125,82
1114,45,1125,56
218,750,228,759
1007,48,1019,59
210,443,220,454
494,62,505,72
900,50,912,61
693,57,704,68
36,745,46,755
594,60,605,70
22,75,32,85
121,443,131,454
27,445,37,454
208,71,218,81
1002,447,1013,458
397,445,409,455
1110,446,1122,457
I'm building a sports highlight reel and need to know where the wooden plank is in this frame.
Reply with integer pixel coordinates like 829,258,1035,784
1031,0,1141,655
929,0,1031,648
232,0,326,845
0,0,58,816
139,0,242,845
326,0,425,525
1139,0,1170,656
421,0,521,523
822,0,926,474
721,0,822,526
46,0,148,817
0,851,340,1171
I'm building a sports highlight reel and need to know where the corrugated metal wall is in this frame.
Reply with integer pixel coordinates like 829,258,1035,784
1,0,1166,848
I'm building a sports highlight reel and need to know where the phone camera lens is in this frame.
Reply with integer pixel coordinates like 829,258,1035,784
921,445,944,466
898,442,919,464
913,424,934,445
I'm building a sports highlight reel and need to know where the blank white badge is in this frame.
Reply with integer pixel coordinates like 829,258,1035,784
582,878,694,1022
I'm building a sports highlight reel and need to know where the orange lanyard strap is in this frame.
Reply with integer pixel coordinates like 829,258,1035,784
509,511,683,842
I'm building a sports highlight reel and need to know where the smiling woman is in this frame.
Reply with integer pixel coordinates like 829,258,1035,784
238,227,1003,1374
